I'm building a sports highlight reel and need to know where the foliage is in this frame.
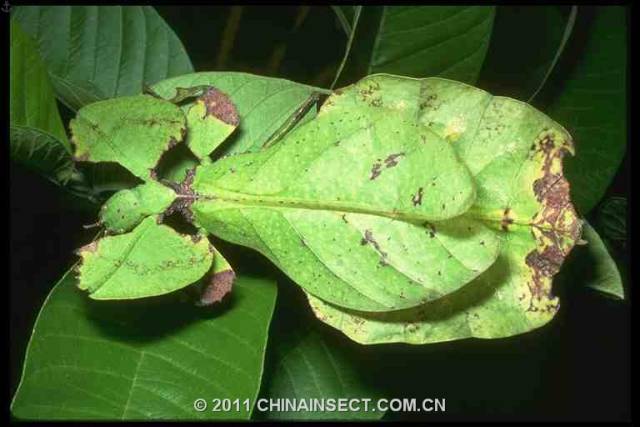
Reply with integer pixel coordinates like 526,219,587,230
10,5,627,421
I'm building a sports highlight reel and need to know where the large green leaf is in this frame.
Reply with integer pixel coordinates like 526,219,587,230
334,6,495,86
541,7,627,213
305,75,581,344
11,268,277,420
10,21,74,185
10,20,146,205
191,76,505,313
258,285,384,420
11,6,193,111
151,72,330,156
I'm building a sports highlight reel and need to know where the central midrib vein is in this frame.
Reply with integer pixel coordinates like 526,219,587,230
193,189,574,233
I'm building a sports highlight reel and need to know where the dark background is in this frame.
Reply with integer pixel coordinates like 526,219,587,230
10,6,630,422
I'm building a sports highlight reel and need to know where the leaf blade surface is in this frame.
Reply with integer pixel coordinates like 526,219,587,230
12,6,194,111
11,269,278,420
306,75,581,343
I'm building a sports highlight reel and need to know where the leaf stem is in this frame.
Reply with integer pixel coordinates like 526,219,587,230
330,5,362,89
331,5,352,36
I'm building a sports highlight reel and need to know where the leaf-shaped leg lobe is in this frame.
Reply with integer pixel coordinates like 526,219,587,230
76,216,213,300
197,244,236,306
70,95,187,180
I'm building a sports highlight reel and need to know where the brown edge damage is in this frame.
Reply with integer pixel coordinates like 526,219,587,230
200,87,240,126
524,128,583,315
197,269,236,306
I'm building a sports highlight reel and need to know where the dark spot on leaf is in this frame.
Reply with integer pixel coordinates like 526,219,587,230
424,222,436,238
370,162,382,180
419,93,439,110
370,153,406,180
384,152,405,168
501,207,514,231
361,229,388,261
412,187,424,206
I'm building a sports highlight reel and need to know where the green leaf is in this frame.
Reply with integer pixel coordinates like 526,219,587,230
541,7,627,213
10,20,74,185
76,216,213,300
577,222,624,299
259,287,384,421
69,95,186,180
151,72,330,156
306,75,581,344
11,268,278,420
261,328,384,420
191,75,503,313
12,5,193,111
478,6,577,101
335,6,495,86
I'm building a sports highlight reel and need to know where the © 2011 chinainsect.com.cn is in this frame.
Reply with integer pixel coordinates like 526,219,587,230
193,397,446,414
